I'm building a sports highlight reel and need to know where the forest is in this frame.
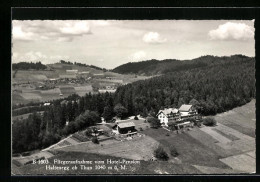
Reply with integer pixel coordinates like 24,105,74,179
113,55,251,75
12,61,47,70
12,55,255,154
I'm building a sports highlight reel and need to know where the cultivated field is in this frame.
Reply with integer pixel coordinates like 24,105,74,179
12,64,151,106
12,111,44,121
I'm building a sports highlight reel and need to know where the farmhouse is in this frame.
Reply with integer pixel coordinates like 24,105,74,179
106,85,115,90
98,89,116,93
157,108,180,126
112,121,137,137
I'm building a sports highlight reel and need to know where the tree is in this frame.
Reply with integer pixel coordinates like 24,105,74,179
113,103,128,119
63,110,101,135
141,107,148,117
154,145,169,161
102,106,114,121
147,117,161,128
189,98,201,112
164,98,171,107
92,136,99,144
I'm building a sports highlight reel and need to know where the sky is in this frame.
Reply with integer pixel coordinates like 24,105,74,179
12,20,255,69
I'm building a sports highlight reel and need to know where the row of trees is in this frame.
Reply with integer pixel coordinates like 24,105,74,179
59,60,107,71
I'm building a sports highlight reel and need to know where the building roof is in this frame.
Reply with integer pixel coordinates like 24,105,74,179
179,104,193,112
118,122,135,128
157,108,179,116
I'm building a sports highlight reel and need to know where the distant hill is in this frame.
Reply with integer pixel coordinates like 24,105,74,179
112,55,251,75
12,62,47,70
113,54,255,116
55,60,107,71
12,60,107,72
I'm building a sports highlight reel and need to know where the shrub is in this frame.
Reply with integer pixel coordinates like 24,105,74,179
170,147,179,157
154,145,169,161
193,120,202,127
21,152,30,156
12,153,20,157
92,136,99,144
167,121,176,131
24,160,34,165
188,118,196,123
202,117,217,126
166,133,170,136
139,127,143,131
85,128,92,137
134,116,139,120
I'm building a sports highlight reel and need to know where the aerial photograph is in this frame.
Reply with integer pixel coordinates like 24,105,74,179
11,20,255,175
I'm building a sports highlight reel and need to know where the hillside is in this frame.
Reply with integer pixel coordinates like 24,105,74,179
114,55,255,116
113,55,252,75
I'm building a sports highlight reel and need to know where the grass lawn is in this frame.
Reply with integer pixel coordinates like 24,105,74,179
142,128,172,140
59,87,76,95
214,99,255,138
12,93,29,105
142,128,230,168
57,135,159,161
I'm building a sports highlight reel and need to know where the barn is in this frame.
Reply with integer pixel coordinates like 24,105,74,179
112,121,137,136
